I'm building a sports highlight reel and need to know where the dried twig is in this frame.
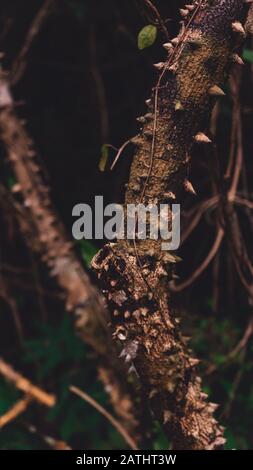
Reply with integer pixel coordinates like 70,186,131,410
70,386,139,451
229,317,253,358
142,0,169,39
0,273,24,342
25,423,72,450
11,0,56,85
172,228,224,292
110,138,135,170
0,396,32,428
0,358,56,407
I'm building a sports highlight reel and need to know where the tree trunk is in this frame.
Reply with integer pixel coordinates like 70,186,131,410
91,0,249,449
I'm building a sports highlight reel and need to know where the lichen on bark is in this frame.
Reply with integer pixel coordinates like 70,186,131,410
91,0,250,449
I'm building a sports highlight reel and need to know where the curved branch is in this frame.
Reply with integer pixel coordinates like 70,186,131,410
172,228,224,292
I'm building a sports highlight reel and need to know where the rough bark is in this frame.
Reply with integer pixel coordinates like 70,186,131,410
0,76,142,443
91,0,250,449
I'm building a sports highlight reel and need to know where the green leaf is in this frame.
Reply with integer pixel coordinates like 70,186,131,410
138,25,157,50
243,48,253,64
78,240,98,266
99,144,109,172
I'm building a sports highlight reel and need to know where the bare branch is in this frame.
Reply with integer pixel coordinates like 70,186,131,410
11,0,56,85
0,396,32,429
70,386,139,451
0,358,56,407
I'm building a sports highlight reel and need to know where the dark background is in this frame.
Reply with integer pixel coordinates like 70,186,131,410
0,0,252,449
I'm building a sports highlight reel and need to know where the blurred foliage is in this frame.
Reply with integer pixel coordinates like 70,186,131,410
0,314,129,449
191,317,253,449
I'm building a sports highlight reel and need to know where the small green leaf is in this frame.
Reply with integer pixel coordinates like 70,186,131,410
78,240,98,266
99,144,109,172
243,48,253,64
138,25,157,50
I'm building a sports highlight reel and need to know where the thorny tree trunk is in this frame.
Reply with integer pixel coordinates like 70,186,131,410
0,0,251,451
0,78,144,445
91,0,251,449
